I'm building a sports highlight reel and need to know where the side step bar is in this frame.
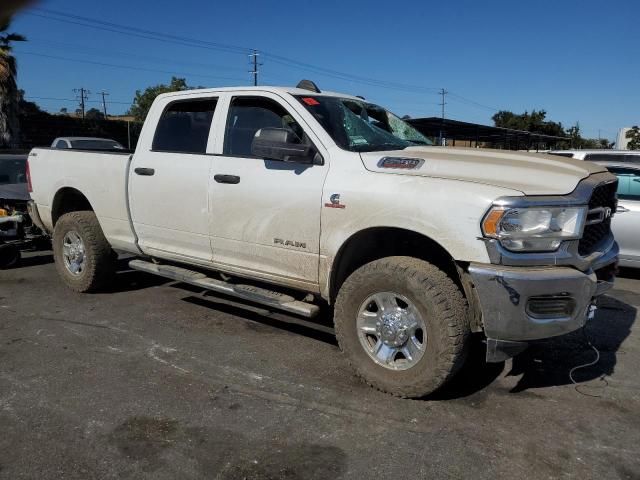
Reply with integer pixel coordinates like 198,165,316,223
129,259,320,318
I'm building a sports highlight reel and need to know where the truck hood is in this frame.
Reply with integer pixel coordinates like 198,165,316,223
359,146,607,195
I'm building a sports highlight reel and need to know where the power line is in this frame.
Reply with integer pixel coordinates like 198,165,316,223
27,9,250,55
25,95,131,105
263,54,441,94
27,8,443,95
26,37,249,72
26,7,505,112
448,92,499,112
15,50,248,82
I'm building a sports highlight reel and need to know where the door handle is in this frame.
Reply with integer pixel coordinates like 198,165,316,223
134,167,155,176
617,205,630,213
214,174,240,184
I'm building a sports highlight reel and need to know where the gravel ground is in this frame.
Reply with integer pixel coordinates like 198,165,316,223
1,251,639,479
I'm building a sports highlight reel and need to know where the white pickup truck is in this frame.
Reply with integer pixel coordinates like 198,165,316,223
27,81,619,397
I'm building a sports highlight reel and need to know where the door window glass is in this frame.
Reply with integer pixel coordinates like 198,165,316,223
152,99,217,153
223,96,305,157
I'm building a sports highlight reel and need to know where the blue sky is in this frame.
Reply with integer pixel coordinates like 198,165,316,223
11,0,639,141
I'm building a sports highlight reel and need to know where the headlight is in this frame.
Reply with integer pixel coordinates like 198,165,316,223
482,206,587,252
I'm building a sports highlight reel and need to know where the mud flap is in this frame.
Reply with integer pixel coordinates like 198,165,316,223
486,338,528,363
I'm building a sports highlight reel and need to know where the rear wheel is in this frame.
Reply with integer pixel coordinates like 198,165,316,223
334,256,469,398
53,211,116,292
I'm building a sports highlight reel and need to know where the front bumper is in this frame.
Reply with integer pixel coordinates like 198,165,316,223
467,241,617,360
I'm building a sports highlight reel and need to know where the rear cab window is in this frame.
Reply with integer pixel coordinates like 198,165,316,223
152,98,218,154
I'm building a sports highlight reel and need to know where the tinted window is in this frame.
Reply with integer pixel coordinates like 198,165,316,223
153,99,217,153
55,140,69,149
585,153,640,163
0,158,26,184
223,96,304,157
70,139,123,150
548,152,574,158
609,167,640,200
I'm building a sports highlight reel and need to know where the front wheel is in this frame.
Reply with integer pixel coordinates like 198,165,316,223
53,211,116,292
334,256,469,398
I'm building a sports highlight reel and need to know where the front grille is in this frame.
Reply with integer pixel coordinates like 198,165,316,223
578,181,618,256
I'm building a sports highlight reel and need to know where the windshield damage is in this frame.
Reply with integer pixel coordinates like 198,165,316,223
295,96,431,152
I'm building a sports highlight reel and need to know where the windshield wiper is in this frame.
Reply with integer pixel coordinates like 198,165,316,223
353,143,407,152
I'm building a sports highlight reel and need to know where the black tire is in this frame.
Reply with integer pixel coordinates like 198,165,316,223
334,256,469,398
0,244,21,269
53,211,116,292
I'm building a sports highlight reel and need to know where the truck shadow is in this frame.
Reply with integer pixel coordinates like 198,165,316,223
110,268,636,400
177,285,338,346
432,294,635,399
12,252,54,268
505,295,636,394
104,263,172,293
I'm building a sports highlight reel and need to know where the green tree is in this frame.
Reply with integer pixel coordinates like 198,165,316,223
128,77,189,122
0,19,25,148
85,108,105,120
492,109,565,137
626,126,640,150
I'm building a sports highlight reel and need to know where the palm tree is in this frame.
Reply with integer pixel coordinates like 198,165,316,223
0,20,25,148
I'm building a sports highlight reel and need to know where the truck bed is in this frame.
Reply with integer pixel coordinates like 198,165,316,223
28,148,138,252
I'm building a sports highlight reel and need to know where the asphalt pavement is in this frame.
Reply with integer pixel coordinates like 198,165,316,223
1,251,639,479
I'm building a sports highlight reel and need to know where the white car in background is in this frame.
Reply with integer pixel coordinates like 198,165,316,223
594,162,640,268
51,137,125,151
548,149,640,163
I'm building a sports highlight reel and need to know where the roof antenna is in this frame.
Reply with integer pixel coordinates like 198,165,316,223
296,79,321,93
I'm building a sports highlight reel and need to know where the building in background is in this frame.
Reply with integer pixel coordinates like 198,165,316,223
616,127,635,150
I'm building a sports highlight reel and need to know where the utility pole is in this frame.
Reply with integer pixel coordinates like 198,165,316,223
100,91,110,118
248,49,261,86
438,88,448,146
73,88,90,119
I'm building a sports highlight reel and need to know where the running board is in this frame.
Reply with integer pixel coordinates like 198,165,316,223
129,259,320,318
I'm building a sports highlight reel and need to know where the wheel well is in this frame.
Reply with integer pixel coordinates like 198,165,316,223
330,227,461,302
51,188,93,226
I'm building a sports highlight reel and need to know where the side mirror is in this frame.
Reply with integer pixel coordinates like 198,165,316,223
251,127,315,163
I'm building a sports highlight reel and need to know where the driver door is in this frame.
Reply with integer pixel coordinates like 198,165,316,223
208,93,328,288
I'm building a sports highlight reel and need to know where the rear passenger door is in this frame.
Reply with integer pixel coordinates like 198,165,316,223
129,96,219,263
208,93,328,288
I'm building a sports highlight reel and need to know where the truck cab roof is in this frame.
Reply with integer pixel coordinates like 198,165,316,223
156,86,363,102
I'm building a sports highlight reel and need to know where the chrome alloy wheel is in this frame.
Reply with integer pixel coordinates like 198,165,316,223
62,230,86,276
356,292,427,370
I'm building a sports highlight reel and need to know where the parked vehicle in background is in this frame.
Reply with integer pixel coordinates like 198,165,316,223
26,81,620,397
51,137,125,151
594,162,640,268
549,149,640,163
0,154,49,268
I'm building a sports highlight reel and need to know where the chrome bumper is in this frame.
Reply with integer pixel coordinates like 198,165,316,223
467,244,616,364
469,264,603,341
